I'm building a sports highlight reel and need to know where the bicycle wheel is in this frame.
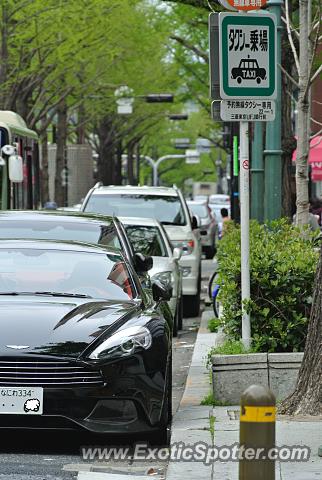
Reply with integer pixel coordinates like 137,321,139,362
208,271,220,318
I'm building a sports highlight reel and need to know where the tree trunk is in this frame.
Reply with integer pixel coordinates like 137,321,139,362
127,140,135,185
114,141,123,185
97,142,114,185
55,98,68,207
279,245,322,415
281,22,296,218
0,3,9,109
295,0,310,226
135,142,140,185
76,104,86,144
40,116,49,205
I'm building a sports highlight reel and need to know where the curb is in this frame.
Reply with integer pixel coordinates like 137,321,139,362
165,309,225,480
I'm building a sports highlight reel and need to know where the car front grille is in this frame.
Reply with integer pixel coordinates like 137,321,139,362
0,359,104,388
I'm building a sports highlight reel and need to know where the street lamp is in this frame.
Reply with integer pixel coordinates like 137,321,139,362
140,149,200,186
114,85,134,115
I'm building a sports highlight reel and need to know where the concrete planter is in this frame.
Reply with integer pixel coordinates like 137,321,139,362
268,352,304,401
212,353,268,404
212,352,303,404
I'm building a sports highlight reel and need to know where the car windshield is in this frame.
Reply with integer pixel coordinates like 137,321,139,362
0,220,122,250
84,194,187,226
0,248,136,300
188,204,208,219
125,225,168,257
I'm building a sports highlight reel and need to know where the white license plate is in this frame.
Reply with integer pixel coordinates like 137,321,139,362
0,387,43,414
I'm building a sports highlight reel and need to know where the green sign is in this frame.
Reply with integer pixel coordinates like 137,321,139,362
219,13,276,99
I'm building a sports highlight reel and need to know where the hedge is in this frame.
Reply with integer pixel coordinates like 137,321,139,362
216,219,319,352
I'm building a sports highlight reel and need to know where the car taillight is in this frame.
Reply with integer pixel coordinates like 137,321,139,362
188,240,194,249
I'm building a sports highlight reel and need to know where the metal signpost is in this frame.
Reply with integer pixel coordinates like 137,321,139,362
210,9,276,349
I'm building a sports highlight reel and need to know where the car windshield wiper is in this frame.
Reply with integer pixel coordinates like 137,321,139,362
0,291,92,298
35,291,93,298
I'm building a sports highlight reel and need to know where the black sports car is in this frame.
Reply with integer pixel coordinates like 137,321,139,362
0,210,153,281
0,240,172,442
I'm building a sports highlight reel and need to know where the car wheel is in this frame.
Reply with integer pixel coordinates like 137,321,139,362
256,77,261,84
149,354,172,446
237,76,242,84
183,273,201,318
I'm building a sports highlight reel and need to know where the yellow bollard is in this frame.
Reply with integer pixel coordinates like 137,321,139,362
239,384,276,480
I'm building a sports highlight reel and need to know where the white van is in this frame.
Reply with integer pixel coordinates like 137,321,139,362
81,184,202,317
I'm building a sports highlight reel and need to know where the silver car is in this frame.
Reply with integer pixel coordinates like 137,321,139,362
187,200,217,259
120,217,183,334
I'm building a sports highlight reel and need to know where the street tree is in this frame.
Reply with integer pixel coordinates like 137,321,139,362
283,0,322,226
279,242,322,415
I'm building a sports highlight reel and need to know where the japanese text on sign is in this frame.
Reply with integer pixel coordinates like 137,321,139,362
229,29,268,51
233,0,263,7
220,99,276,122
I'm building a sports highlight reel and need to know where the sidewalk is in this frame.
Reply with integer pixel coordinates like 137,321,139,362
166,309,322,480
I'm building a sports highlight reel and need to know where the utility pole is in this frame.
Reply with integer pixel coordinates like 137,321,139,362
264,0,283,221
251,122,264,222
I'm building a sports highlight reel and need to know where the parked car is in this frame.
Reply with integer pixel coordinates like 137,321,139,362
0,210,153,284
209,205,231,239
208,197,231,240
120,217,183,334
0,239,172,443
187,200,217,259
81,184,202,317
209,194,230,206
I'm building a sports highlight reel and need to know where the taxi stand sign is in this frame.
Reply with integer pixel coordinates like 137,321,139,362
219,12,277,100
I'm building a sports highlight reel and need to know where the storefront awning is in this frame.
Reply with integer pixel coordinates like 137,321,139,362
292,136,322,182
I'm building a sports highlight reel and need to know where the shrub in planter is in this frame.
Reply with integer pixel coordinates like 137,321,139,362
216,219,318,352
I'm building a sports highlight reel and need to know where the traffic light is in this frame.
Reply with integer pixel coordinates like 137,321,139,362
168,114,188,120
145,94,174,103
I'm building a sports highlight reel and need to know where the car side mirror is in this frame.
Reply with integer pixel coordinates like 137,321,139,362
134,252,153,273
152,280,172,302
172,247,182,261
191,215,200,230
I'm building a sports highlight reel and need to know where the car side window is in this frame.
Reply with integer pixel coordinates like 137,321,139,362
125,226,167,257
98,225,122,250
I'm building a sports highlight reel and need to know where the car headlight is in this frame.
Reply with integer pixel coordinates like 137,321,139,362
88,326,152,360
171,240,194,255
151,271,172,287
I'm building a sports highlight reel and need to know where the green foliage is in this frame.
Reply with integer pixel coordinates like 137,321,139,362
208,317,221,333
216,219,319,353
206,339,256,368
200,392,229,407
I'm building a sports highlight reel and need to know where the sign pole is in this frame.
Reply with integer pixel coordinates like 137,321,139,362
239,121,251,349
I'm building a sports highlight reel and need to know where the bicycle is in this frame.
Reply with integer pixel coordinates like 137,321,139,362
207,270,221,318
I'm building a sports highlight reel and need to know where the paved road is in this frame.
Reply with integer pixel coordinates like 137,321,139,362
0,259,214,479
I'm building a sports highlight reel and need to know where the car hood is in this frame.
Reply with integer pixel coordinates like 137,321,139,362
0,296,139,358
